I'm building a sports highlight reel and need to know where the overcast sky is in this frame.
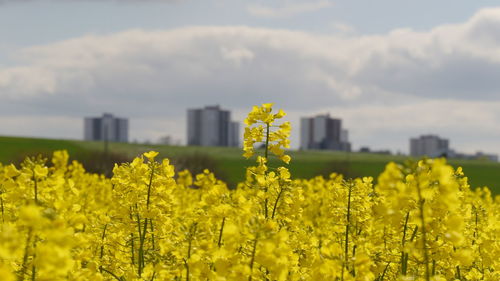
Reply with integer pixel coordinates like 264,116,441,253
1,0,500,155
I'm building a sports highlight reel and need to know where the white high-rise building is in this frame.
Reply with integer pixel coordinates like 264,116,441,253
187,105,239,147
84,113,128,143
410,135,449,157
300,114,351,151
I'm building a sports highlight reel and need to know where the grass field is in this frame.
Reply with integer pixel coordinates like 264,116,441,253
1,135,499,194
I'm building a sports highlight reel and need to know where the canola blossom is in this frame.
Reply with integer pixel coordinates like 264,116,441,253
0,104,498,281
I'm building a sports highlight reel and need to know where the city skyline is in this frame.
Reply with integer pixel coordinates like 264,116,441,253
1,1,500,155
76,108,498,161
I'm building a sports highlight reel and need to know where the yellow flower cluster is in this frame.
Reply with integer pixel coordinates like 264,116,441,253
243,103,291,164
0,105,498,281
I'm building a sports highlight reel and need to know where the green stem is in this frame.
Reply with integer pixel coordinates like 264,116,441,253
137,163,155,276
140,218,148,270
401,211,410,275
379,262,391,281
129,208,135,266
131,232,135,266
248,236,259,281
1,193,5,223
185,223,197,281
217,217,226,248
351,245,357,276
344,182,353,272
402,253,408,275
401,224,419,274
402,211,410,245
187,223,197,259
31,265,35,281
31,237,37,281
416,182,430,281
99,266,122,281
32,170,38,204
263,122,271,219
146,164,155,209
136,212,143,276
264,198,268,219
183,259,190,281
150,219,155,251
271,186,284,219
383,226,387,250
456,265,461,280
472,206,478,245
18,228,32,281
100,224,108,260
264,122,270,160
410,226,419,242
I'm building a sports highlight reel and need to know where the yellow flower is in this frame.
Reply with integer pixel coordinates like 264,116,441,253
0,106,497,281
242,103,291,164
19,205,43,226
0,266,14,281
281,155,291,164
51,150,69,169
4,164,20,178
34,165,49,178
262,103,273,110
143,151,159,161
274,109,286,119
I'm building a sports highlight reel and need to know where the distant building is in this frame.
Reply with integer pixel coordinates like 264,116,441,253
410,135,449,157
359,146,392,155
452,151,499,162
474,152,498,162
157,136,173,145
359,146,371,153
187,105,239,147
410,136,498,162
300,114,351,151
84,113,128,142
228,121,240,147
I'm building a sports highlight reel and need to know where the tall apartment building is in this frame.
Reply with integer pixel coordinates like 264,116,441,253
410,135,449,157
187,105,239,147
300,114,351,151
84,113,128,143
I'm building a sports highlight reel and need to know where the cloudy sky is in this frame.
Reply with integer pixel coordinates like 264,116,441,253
1,0,500,155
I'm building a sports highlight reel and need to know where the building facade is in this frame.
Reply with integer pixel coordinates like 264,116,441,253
473,152,498,162
84,113,128,142
187,105,239,147
300,114,351,151
409,135,449,157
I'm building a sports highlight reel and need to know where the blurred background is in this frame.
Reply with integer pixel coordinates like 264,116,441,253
1,0,499,192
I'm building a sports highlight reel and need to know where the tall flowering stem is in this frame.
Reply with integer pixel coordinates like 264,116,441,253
416,181,431,281
243,103,291,164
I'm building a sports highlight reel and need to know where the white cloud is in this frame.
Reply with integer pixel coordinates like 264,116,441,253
220,47,255,66
0,0,181,3
247,0,333,19
2,8,500,155
330,22,356,34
